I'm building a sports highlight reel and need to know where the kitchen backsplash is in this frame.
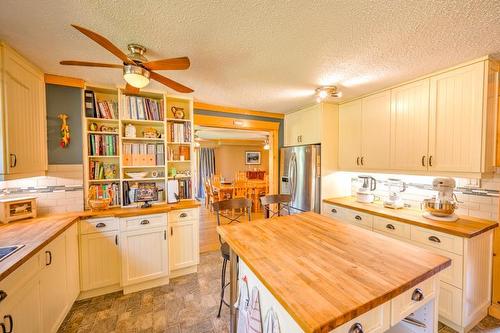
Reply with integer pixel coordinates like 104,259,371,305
347,171,500,221
0,165,84,216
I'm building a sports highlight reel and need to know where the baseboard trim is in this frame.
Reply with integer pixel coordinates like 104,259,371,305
77,284,122,300
123,276,170,295
170,265,198,278
439,317,464,333
489,304,500,319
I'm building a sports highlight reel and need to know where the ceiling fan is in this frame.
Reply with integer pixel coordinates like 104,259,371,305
60,24,193,94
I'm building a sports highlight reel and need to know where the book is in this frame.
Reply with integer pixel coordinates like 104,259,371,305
84,90,97,118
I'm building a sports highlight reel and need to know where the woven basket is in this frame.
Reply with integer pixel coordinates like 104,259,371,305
88,198,111,211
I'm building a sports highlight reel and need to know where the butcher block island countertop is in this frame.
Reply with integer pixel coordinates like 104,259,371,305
217,212,451,333
324,196,497,238
0,200,200,282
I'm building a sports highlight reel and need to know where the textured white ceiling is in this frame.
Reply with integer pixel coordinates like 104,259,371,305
195,126,268,140
1,0,499,113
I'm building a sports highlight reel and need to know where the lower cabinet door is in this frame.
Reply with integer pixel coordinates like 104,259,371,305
39,233,68,333
80,231,120,291
170,220,199,271
439,281,463,326
121,227,168,286
0,276,42,333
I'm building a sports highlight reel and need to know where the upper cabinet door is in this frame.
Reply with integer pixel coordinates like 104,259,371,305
361,91,391,169
429,62,484,173
338,100,362,169
2,45,46,176
299,104,321,145
390,79,430,171
284,111,301,146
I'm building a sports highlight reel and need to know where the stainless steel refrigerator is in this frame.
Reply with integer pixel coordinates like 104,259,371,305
280,144,321,213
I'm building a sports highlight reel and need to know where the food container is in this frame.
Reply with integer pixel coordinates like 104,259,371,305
422,198,457,217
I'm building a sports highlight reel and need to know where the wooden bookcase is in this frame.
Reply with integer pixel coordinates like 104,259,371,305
82,85,194,209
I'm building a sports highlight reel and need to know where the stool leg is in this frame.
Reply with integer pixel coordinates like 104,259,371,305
217,258,228,318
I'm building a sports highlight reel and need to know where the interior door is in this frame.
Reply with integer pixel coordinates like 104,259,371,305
428,62,484,172
390,79,430,171
361,91,391,169
338,100,362,169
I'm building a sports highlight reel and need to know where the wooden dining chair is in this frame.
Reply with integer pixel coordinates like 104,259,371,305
205,178,219,212
232,180,248,199
235,171,247,182
212,198,252,317
260,194,292,218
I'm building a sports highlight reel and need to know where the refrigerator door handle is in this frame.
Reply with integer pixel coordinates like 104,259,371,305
291,153,298,201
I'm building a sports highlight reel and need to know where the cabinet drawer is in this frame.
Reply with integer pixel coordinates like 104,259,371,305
343,209,373,230
168,208,198,223
331,302,390,333
322,203,346,220
373,216,411,240
439,281,463,325
120,214,166,231
80,217,118,235
391,276,437,325
411,226,463,255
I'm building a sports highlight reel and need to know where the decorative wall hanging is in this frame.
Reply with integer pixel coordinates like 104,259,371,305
245,151,261,165
58,113,70,148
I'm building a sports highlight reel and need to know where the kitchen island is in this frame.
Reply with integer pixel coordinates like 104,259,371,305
217,212,451,333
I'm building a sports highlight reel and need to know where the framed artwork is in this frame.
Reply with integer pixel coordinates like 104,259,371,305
245,151,261,165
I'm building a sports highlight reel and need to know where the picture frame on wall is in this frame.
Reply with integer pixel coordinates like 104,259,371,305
245,151,261,165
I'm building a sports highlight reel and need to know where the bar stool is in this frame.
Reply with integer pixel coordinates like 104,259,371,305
260,194,292,218
212,198,252,318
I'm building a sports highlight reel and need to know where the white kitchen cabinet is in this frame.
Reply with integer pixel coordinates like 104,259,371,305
169,219,199,271
284,104,321,146
338,99,362,169
80,230,120,291
360,91,391,169
0,42,47,179
39,233,68,333
120,226,168,287
390,79,430,171
0,276,42,333
65,223,80,305
428,61,486,173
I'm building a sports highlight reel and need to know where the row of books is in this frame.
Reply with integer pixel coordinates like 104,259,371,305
84,90,119,119
122,95,164,121
177,179,192,199
88,134,118,156
89,161,118,180
166,145,190,161
122,143,165,166
167,122,192,143
89,183,120,206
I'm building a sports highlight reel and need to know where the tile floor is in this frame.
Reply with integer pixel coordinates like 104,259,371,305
59,251,500,333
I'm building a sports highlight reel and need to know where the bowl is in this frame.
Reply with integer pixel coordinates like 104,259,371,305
422,198,457,217
125,172,148,179
88,198,111,211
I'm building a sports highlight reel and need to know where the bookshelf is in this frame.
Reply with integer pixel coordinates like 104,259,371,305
82,85,194,209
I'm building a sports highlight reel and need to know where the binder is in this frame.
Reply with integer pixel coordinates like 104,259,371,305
84,90,97,118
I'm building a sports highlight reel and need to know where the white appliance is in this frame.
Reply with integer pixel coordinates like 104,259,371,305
383,178,406,209
356,176,377,203
422,177,459,222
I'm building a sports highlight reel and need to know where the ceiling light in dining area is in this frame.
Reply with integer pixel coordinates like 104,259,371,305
263,136,270,150
315,86,342,103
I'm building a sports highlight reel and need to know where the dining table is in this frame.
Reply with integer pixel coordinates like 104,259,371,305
212,179,268,211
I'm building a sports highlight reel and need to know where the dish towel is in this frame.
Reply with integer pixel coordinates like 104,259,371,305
235,277,250,333
247,286,263,333
264,308,280,333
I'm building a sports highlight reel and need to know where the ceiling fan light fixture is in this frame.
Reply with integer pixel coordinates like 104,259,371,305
315,86,342,101
123,64,150,88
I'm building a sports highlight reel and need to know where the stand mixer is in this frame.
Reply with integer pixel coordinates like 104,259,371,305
422,177,459,222
356,176,377,203
383,178,406,209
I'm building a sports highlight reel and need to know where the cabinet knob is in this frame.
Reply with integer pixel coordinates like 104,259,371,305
386,224,395,230
349,323,364,333
96,222,106,228
331,208,337,214
411,288,424,302
428,235,441,243
179,212,188,218
140,220,150,225
355,215,362,221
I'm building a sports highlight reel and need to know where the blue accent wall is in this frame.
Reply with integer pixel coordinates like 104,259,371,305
46,84,83,164
193,108,284,147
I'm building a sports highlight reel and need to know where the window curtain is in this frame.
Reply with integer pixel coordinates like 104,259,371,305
197,147,216,199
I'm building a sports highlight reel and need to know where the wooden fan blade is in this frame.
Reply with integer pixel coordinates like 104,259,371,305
124,84,140,94
143,57,190,71
71,24,133,64
150,72,194,93
60,60,123,68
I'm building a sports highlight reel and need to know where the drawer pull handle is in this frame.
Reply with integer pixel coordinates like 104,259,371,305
331,208,337,213
115,235,118,246
403,316,426,328
386,224,395,230
349,323,363,333
96,222,106,228
45,250,52,266
3,315,12,333
354,215,362,221
0,290,7,303
428,236,441,243
140,220,150,225
179,212,188,218
411,288,424,301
